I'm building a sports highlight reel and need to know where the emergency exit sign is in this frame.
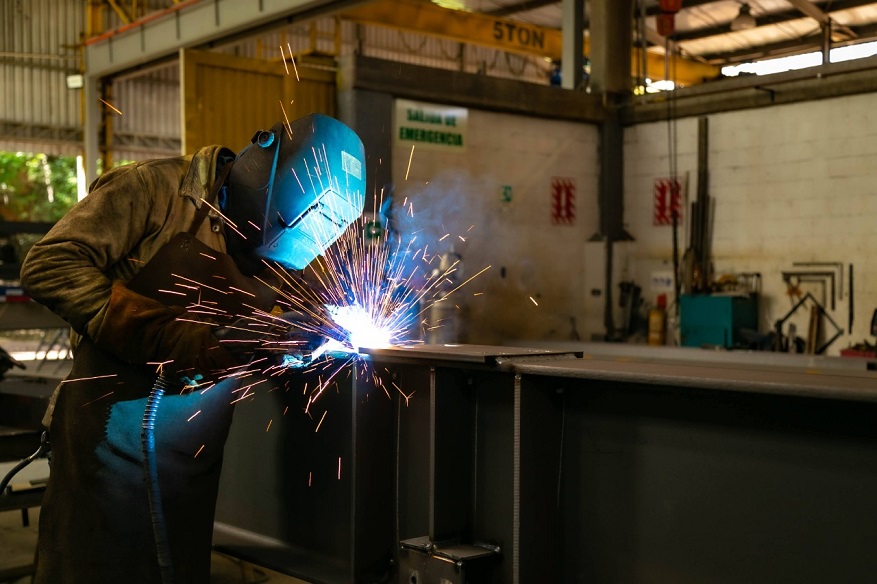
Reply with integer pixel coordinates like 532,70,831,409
395,99,468,152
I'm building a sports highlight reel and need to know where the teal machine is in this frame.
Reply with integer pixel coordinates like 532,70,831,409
680,294,758,349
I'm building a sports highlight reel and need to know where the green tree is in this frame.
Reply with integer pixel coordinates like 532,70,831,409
0,152,79,222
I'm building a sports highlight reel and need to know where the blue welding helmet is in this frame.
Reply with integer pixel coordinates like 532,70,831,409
223,114,366,272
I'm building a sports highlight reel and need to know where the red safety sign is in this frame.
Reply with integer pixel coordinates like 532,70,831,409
653,176,683,226
551,177,576,225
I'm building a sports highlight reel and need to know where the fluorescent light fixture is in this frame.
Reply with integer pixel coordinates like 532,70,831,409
66,74,83,89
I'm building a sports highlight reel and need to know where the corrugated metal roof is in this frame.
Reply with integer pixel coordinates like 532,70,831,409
0,0,83,155
467,0,877,65
7,0,877,158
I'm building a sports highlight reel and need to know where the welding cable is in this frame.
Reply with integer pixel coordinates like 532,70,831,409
142,373,175,584
0,431,49,495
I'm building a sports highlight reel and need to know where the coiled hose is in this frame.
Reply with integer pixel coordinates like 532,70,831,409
142,373,175,584
0,430,49,494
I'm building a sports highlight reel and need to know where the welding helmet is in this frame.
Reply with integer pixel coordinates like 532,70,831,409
223,114,366,272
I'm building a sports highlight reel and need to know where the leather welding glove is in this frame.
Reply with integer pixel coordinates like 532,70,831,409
94,280,238,377
215,311,324,368
276,313,325,367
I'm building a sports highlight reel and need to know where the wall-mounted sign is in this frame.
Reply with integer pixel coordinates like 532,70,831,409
395,99,468,152
551,177,576,225
651,270,675,292
653,176,684,225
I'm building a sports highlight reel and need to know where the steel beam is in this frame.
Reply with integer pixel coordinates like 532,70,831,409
214,343,877,582
338,0,719,87
83,0,357,79
784,0,857,40
346,55,605,123
623,54,877,123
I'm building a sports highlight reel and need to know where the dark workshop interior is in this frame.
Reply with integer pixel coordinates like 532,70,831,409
3,1,877,583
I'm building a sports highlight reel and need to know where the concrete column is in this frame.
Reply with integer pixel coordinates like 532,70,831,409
83,75,100,187
589,0,634,340
589,0,633,95
561,0,584,90
337,55,394,213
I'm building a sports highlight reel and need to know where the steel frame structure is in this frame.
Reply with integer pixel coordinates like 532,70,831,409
215,343,877,583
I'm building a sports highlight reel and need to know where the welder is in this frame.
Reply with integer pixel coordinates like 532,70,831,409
19,113,366,584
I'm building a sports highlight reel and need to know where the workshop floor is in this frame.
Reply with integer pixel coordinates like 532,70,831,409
0,507,307,583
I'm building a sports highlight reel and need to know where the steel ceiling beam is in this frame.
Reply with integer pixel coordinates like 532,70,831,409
105,0,133,24
83,0,359,79
339,0,719,85
698,22,877,64
665,0,874,45
484,0,558,17
785,0,857,39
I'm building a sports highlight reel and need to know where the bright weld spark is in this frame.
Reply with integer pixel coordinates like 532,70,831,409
266,419,273,432
198,199,247,240
229,392,252,405
280,101,293,139
338,457,342,480
176,317,224,328
287,43,300,81
405,145,415,180
187,410,202,422
308,471,312,487
194,445,205,458
530,296,539,306
171,274,230,295
315,410,327,432
62,374,117,384
80,391,114,407
199,252,216,260
291,167,306,194
227,286,256,298
256,198,488,414
155,144,489,415
99,99,123,115
279,44,290,75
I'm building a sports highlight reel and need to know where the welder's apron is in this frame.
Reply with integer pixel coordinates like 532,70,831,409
34,174,277,584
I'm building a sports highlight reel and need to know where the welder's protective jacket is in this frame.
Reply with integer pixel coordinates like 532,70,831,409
20,146,272,584
22,146,233,423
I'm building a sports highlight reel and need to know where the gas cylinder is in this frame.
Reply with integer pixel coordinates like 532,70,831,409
648,294,667,346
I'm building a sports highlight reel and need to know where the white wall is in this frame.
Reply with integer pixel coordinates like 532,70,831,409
391,106,599,345
624,93,877,353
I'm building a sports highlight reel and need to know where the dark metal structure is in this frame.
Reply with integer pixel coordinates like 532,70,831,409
214,343,877,583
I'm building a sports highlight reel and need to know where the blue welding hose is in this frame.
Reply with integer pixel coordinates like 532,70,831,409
142,373,175,584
